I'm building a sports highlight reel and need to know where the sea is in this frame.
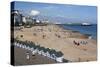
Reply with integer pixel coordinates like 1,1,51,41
58,24,97,40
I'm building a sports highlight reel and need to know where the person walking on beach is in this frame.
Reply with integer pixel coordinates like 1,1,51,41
26,52,30,60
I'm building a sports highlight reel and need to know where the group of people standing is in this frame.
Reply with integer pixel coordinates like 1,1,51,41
73,40,88,46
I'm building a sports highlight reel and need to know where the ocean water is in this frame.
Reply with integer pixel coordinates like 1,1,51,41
59,24,97,39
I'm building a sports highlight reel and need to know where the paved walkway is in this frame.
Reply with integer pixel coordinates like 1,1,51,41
14,46,56,66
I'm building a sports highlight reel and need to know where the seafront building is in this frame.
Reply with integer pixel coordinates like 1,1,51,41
11,10,48,27
11,10,23,26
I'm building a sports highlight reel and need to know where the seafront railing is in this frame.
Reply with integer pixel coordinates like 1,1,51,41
12,39,64,62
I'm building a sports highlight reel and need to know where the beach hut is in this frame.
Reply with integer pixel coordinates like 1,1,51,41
34,45,40,53
17,40,21,48
32,48,38,55
22,41,28,50
45,48,51,58
24,43,30,50
19,41,24,48
15,40,20,47
22,43,26,49
30,47,34,52
42,48,49,56
28,42,33,48
20,41,25,49
49,49,57,60
26,43,33,51
31,45,36,56
32,42,36,50
14,41,17,46
31,44,37,56
36,45,43,55
32,44,39,55
39,47,46,56
55,51,64,62
14,42,18,47
21,41,27,49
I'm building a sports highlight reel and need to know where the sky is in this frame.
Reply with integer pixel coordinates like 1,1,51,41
12,1,97,24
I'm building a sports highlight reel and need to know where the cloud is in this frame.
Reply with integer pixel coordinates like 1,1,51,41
30,10,40,16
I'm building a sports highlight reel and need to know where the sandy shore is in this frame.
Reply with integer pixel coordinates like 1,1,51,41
14,24,97,62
